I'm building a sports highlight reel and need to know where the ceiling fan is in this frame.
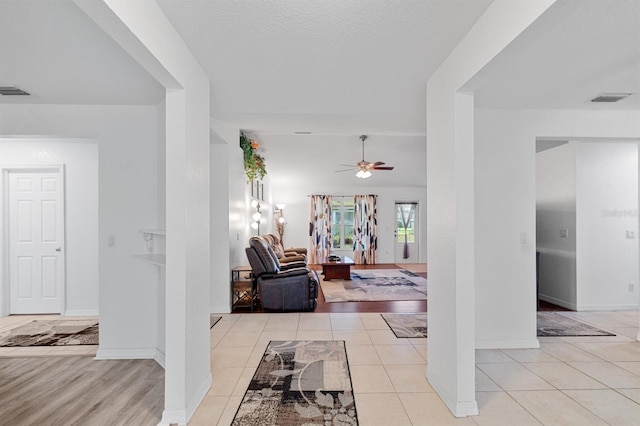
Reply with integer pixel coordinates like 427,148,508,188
336,135,395,178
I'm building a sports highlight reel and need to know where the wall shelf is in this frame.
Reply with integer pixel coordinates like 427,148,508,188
133,253,166,266
135,229,166,267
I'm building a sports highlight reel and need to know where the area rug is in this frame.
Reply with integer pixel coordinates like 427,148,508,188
381,313,428,338
537,312,615,337
0,319,98,347
210,315,221,329
232,340,358,425
379,312,616,339
320,269,427,302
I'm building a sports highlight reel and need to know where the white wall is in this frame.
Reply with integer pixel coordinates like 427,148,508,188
475,109,640,351
576,142,639,310
210,130,231,313
0,103,161,356
0,138,99,316
257,133,427,264
272,185,427,264
536,142,577,309
211,120,246,272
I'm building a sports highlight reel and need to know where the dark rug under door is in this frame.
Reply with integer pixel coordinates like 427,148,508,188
0,319,98,347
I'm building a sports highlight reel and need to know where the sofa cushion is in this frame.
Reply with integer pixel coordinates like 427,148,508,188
249,236,280,273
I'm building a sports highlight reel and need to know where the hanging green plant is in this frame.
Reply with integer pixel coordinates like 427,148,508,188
240,132,267,182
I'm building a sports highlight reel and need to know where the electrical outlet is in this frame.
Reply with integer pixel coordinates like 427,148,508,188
626,230,635,239
520,232,528,244
629,283,635,292
107,234,116,247
560,229,569,238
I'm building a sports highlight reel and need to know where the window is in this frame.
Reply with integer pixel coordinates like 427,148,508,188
331,199,354,249
396,203,416,243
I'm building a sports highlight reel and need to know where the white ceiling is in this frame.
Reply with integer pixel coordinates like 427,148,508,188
468,0,640,111
156,0,493,134
0,0,164,105
1,0,637,132
256,133,427,188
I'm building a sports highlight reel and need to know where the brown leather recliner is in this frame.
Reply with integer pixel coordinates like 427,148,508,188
263,234,307,264
245,236,317,312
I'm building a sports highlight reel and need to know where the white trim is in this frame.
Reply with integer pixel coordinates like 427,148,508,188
95,347,158,360
63,309,99,317
154,348,166,368
158,409,187,426
158,373,212,426
186,373,213,423
209,305,231,314
426,367,478,417
1,165,66,316
538,294,577,310
575,303,640,311
475,338,540,350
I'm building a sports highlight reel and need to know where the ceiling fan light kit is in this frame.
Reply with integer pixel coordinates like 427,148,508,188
336,135,395,179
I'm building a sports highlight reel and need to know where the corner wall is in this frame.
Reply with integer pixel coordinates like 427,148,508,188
475,109,640,350
0,103,161,356
576,142,639,310
536,142,577,309
0,138,99,316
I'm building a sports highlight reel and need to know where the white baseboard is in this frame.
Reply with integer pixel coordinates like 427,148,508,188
575,303,640,312
186,373,212,423
63,309,99,317
154,348,166,369
159,409,186,426
95,347,158,360
159,373,212,426
538,294,577,310
210,305,231,314
475,338,540,350
426,367,478,417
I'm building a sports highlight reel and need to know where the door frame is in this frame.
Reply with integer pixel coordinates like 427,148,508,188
394,201,419,264
0,165,66,317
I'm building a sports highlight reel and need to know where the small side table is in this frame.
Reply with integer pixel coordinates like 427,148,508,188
231,266,255,311
321,256,355,280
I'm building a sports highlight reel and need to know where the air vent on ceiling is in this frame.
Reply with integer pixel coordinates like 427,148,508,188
294,131,312,135
0,86,30,96
590,92,632,103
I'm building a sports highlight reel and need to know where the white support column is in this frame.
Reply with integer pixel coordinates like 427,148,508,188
425,0,556,417
74,1,211,424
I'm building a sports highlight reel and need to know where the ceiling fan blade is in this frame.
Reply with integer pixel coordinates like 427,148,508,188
335,169,355,173
339,164,356,167
372,166,394,170
372,161,386,166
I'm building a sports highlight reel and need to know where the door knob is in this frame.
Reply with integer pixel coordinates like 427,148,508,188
55,247,62,252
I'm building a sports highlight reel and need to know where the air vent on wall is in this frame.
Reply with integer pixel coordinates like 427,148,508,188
590,92,632,103
0,86,30,96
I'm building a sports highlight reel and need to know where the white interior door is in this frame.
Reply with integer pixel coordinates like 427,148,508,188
9,171,64,314
395,202,419,264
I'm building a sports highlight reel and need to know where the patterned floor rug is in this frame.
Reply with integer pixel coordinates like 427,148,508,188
537,312,615,336
320,269,427,302
232,340,358,425
380,312,616,339
0,319,98,347
381,313,428,338
210,315,221,329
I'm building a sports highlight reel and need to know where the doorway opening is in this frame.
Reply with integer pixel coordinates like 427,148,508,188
2,166,66,315
395,202,419,264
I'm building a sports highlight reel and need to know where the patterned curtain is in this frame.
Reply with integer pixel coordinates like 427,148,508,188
353,194,377,264
309,195,332,264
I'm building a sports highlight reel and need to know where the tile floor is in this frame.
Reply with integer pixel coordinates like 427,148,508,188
193,311,640,426
1,311,638,425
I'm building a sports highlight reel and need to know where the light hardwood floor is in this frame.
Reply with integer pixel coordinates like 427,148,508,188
0,356,164,425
